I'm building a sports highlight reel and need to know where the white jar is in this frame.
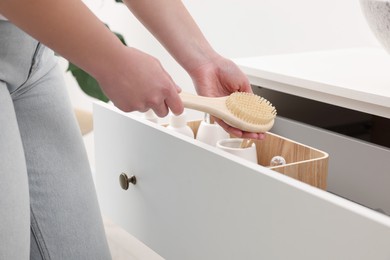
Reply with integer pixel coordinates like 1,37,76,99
216,138,258,164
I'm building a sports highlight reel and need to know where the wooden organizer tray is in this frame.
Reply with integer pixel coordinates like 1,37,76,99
186,120,329,190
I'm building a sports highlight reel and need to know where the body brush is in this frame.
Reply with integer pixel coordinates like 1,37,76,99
179,92,277,133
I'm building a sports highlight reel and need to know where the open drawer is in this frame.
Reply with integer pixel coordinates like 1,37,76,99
94,102,390,260
186,120,328,190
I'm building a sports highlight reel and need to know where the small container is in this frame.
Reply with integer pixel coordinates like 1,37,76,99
216,138,258,164
166,112,194,138
196,113,229,146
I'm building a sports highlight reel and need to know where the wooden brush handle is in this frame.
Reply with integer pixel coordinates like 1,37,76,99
179,92,226,112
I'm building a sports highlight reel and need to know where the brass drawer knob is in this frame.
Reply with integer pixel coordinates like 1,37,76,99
119,173,136,190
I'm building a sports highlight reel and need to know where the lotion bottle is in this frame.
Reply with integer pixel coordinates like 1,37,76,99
166,111,194,138
196,113,229,146
143,109,159,123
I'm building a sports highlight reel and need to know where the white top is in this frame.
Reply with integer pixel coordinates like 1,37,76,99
0,14,6,20
234,47,390,119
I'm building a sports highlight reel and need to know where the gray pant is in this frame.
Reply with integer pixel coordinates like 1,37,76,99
0,21,112,259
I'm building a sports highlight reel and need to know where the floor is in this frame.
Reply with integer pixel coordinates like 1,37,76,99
103,216,164,260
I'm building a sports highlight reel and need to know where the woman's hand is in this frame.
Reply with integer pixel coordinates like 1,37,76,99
189,55,265,140
96,47,184,117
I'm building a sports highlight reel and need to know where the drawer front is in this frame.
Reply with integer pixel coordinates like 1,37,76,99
272,116,390,215
94,103,390,260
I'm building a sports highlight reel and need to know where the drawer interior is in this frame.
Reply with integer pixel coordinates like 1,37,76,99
182,120,328,190
251,86,390,215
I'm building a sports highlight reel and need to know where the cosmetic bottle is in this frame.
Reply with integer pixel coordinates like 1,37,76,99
166,112,194,138
143,109,159,123
196,113,229,146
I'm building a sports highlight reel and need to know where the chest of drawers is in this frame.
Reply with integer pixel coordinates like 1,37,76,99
94,100,390,259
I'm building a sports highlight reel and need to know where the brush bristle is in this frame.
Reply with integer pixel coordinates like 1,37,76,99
225,92,277,125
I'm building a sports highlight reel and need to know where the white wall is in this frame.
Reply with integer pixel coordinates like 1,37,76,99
62,0,380,170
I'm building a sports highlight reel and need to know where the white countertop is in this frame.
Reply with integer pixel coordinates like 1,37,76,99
235,48,390,118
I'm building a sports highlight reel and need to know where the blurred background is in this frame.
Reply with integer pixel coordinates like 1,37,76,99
61,0,381,170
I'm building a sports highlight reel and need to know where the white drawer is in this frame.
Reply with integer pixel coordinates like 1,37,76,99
94,102,390,260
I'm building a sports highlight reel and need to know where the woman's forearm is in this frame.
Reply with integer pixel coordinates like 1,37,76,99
0,0,186,117
0,0,125,79
0,0,218,77
124,0,219,73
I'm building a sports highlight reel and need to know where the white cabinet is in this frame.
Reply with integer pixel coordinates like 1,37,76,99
94,102,390,260
235,47,390,215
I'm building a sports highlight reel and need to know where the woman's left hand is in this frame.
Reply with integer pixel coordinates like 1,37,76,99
189,55,265,140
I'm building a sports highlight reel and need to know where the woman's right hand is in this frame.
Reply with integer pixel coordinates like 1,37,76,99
96,46,184,117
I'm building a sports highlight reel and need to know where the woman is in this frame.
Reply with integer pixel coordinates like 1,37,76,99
0,0,263,259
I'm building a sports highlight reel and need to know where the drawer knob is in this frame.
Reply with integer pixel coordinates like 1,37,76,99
119,173,137,190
